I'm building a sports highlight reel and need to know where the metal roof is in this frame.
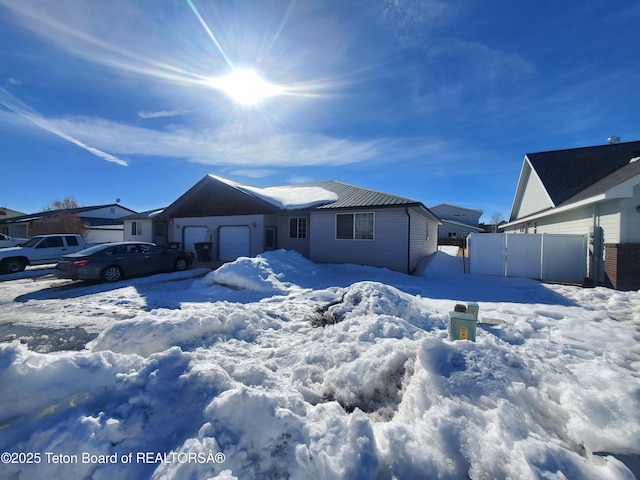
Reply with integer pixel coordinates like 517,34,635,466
300,180,422,209
0,204,137,224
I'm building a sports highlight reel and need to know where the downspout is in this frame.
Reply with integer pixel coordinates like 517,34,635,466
591,203,602,286
406,207,412,274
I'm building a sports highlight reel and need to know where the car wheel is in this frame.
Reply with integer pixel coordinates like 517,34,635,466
102,266,123,282
2,258,26,274
174,257,188,271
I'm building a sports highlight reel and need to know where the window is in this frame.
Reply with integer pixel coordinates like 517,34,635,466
37,236,64,248
139,244,162,254
289,217,307,239
336,212,374,240
131,221,142,236
65,236,79,246
448,232,457,238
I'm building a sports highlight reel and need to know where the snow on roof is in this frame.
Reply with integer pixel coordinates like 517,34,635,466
240,185,338,210
211,175,338,210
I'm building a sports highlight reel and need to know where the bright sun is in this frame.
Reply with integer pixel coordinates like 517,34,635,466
208,68,284,105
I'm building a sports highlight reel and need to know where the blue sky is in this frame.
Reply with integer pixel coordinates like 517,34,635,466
1,1,639,222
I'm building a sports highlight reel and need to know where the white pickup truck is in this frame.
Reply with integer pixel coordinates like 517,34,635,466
0,234,86,274
0,233,28,249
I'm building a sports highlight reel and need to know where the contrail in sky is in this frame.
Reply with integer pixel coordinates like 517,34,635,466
0,86,127,166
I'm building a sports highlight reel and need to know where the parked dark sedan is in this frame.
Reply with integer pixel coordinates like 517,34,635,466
55,242,193,282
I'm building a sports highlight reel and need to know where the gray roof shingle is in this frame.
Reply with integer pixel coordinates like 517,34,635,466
526,140,640,207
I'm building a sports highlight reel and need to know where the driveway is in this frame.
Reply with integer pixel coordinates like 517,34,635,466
0,266,211,353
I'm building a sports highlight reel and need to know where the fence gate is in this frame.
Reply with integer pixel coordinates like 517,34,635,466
468,233,587,284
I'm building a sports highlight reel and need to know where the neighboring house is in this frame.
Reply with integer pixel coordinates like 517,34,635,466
430,204,484,242
0,204,137,244
122,209,168,245
501,140,640,290
0,207,26,235
159,175,442,274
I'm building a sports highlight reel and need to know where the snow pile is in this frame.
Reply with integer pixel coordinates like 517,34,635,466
1,250,639,479
202,249,319,293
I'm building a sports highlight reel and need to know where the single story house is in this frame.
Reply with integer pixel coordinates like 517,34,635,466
0,204,137,244
158,175,442,274
501,140,640,290
430,204,484,242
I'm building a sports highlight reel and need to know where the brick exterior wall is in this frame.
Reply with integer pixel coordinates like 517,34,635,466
604,243,640,291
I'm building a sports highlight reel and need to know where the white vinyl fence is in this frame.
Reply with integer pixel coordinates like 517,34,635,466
468,233,587,284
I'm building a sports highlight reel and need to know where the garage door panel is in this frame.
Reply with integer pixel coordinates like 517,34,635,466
183,226,208,255
219,226,250,261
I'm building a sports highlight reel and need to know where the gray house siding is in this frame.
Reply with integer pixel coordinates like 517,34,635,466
124,218,154,243
309,207,410,272
266,214,311,258
408,207,437,273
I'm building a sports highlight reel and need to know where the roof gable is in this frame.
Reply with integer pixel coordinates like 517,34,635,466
162,175,281,218
527,140,640,207
509,158,554,220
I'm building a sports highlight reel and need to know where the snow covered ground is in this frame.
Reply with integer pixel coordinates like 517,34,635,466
0,250,638,479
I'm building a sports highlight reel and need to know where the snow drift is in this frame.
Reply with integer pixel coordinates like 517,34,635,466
1,250,639,479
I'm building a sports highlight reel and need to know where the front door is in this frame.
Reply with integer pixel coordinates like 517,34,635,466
154,222,167,247
265,227,276,251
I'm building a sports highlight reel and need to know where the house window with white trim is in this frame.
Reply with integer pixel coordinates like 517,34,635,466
289,217,307,239
336,212,374,240
131,221,142,236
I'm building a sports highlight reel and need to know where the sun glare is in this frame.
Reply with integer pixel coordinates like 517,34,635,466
209,68,284,106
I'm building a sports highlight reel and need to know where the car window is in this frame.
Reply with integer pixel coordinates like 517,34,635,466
108,245,140,255
65,236,79,246
139,244,162,254
0,234,7,240
77,244,110,255
21,237,43,248
37,237,64,248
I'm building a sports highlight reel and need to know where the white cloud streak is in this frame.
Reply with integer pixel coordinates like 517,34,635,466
0,87,128,166
138,110,187,119
0,96,453,170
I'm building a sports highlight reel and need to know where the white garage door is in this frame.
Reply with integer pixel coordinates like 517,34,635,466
183,226,208,255
219,226,251,261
